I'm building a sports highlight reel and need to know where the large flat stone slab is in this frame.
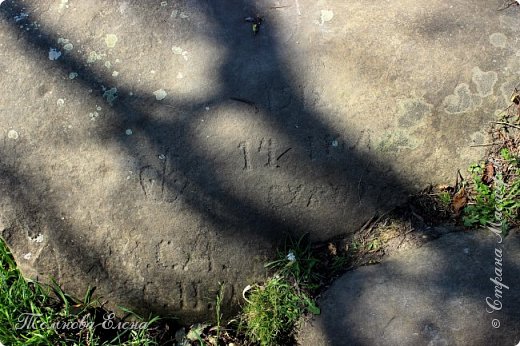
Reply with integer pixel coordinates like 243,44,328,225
297,231,520,345
0,0,518,320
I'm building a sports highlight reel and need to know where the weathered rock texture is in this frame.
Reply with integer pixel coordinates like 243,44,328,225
297,231,520,346
0,0,517,320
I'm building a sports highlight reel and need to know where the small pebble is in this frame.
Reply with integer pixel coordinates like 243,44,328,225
125,129,133,135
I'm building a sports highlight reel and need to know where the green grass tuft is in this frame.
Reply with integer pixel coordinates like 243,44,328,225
0,238,164,346
242,277,318,346
463,148,520,233
243,234,321,346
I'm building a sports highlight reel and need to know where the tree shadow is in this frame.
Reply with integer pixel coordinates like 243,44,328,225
301,231,520,345
0,0,430,328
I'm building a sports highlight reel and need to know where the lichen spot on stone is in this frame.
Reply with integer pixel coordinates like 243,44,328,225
48,48,61,60
397,99,432,128
471,67,497,97
443,83,481,114
7,129,19,140
153,89,167,101
489,33,507,48
320,10,334,25
172,46,184,55
105,34,118,48
103,87,118,105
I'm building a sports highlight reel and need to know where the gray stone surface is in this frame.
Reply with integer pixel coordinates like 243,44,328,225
0,0,517,320
297,231,520,346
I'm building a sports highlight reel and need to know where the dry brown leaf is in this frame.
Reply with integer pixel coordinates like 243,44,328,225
452,187,467,216
436,184,450,191
327,242,337,256
482,162,495,184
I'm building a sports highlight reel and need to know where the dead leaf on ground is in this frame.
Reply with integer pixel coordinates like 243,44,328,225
452,187,467,216
327,242,337,256
482,161,495,184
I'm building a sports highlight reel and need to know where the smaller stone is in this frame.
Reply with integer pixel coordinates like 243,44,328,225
112,71,119,77
7,130,19,139
68,72,78,79
161,1,167,6
63,43,73,51
57,98,65,106
331,140,338,147
23,253,32,260
159,154,166,160
125,129,133,135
